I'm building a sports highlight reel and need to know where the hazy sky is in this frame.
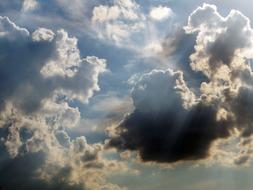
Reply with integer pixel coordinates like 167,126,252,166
1,0,253,190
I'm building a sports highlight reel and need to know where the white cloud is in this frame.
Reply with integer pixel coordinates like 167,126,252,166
144,41,163,54
91,0,144,46
92,5,121,23
91,0,176,58
22,0,38,12
0,16,129,190
32,27,55,42
149,6,173,21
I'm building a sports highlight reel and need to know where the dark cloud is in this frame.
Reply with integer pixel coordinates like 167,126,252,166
161,28,207,92
109,4,253,165
0,16,127,190
109,70,230,162
0,151,84,190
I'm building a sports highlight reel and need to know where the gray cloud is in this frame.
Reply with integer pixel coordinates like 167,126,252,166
108,70,230,162
109,4,253,165
0,16,127,190
0,16,106,113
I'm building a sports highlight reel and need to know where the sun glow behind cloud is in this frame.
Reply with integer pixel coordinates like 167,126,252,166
149,6,173,21
1,0,253,190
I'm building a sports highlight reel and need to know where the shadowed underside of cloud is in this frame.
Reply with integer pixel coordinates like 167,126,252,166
0,16,127,190
0,151,84,190
109,4,253,165
109,70,230,162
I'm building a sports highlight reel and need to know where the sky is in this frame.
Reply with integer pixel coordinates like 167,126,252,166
1,0,253,190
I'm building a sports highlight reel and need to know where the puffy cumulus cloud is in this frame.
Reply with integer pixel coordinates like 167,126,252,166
108,4,253,165
3,0,175,57
0,102,128,189
108,70,230,163
149,6,173,21
91,0,145,46
0,16,127,190
91,0,175,53
92,0,140,23
184,3,253,80
184,4,253,136
0,17,106,112
32,28,55,42
0,0,175,56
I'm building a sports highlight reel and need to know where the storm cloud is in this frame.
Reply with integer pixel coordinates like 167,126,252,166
109,4,253,164
109,70,230,162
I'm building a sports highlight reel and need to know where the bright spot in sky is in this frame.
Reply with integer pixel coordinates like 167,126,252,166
149,6,173,21
144,41,163,54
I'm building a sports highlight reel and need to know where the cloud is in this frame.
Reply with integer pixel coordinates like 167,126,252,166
32,27,55,42
92,0,140,23
0,16,127,189
149,6,173,21
90,0,176,54
22,0,38,12
144,41,163,54
108,4,253,165
0,17,107,113
108,70,230,162
184,4,253,136
91,0,145,46
0,0,176,58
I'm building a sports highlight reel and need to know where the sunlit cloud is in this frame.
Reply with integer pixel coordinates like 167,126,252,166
2,1,253,190
22,0,38,12
149,6,173,21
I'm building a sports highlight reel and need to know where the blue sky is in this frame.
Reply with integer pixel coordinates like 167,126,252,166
1,0,253,190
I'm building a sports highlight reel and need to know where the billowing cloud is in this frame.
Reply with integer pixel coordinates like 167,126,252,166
184,4,253,138
91,0,175,54
91,0,145,46
108,70,230,163
0,16,128,190
108,4,253,165
0,16,107,113
1,0,176,58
